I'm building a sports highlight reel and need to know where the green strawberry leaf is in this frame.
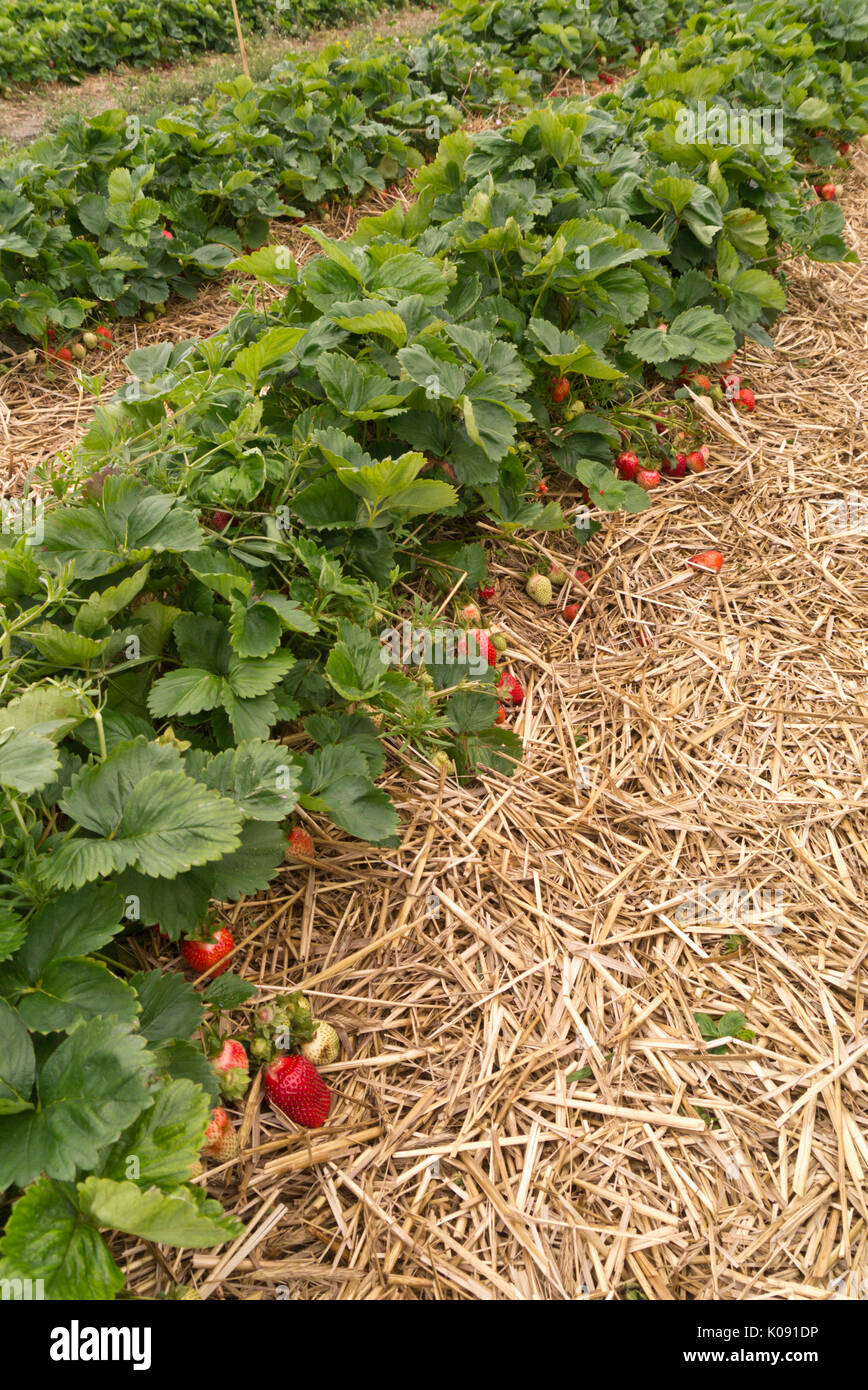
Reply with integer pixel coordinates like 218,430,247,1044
204,973,258,1009
0,1018,153,1189
100,1079,210,1189
0,999,35,1114
0,1179,123,1301
130,970,204,1045
16,959,140,1035
78,1177,244,1248
0,729,60,793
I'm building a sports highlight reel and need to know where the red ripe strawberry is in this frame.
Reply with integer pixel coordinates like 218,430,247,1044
635,467,660,490
690,374,711,392
46,327,57,341
672,453,688,478
688,549,724,573
562,603,580,622
599,71,615,85
212,1039,250,1099
181,924,234,977
636,625,653,648
550,376,570,403
815,183,838,200
94,326,113,342
655,421,667,435
574,569,590,585
497,672,524,706
286,825,314,858
686,450,707,473
495,705,506,725
459,628,497,667
161,228,173,239
210,510,232,531
536,481,548,495
55,346,73,363
478,583,496,601
839,141,851,155
735,386,755,412
615,451,640,480
264,1054,331,1128
202,1107,239,1160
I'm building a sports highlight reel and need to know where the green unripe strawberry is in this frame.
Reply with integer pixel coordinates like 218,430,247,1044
526,573,553,606
431,750,456,776
490,631,508,652
301,1020,341,1066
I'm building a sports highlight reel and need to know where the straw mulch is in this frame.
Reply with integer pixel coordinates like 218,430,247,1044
110,147,868,1301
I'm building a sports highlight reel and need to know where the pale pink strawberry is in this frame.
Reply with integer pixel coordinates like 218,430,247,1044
202,1107,239,1160
212,1039,250,1100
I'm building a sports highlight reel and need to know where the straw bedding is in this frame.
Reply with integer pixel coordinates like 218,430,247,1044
4,143,868,1302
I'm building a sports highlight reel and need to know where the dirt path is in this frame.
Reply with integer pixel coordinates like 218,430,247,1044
110,151,868,1301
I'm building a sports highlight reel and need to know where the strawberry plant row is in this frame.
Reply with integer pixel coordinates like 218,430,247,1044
0,0,272,89
1,0,865,348
0,0,699,347
0,0,866,1299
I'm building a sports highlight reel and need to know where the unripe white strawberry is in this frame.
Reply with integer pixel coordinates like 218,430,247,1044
526,573,553,605
301,1020,341,1066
